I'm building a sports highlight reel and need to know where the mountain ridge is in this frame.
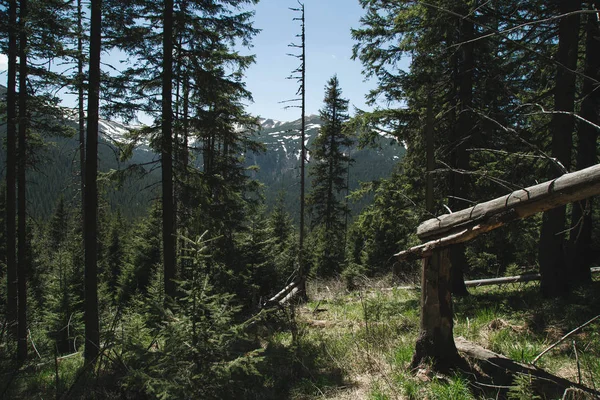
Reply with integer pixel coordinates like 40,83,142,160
0,90,404,219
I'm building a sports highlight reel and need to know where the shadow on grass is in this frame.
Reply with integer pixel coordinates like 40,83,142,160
251,333,348,400
454,281,600,334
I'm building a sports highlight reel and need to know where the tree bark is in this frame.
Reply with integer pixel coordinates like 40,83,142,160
569,1,599,286
17,0,28,361
449,7,475,296
162,0,176,301
538,0,580,298
425,90,434,214
411,248,460,368
297,3,307,300
84,0,101,365
6,0,18,339
78,0,85,214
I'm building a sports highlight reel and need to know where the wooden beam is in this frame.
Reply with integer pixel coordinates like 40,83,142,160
417,164,600,240
264,281,299,306
465,274,540,287
396,220,504,260
387,268,600,290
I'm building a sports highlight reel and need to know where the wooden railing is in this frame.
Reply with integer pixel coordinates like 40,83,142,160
397,163,600,367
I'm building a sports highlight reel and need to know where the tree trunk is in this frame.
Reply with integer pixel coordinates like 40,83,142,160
411,248,460,369
569,1,599,286
17,0,28,361
6,0,18,339
449,7,475,297
162,0,176,301
425,90,434,214
84,0,101,365
297,3,307,300
78,0,85,214
538,0,580,298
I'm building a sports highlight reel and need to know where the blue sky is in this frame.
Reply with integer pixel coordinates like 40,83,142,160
1,1,402,123
242,0,378,121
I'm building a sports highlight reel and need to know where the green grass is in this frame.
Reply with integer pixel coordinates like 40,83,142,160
429,375,476,400
3,278,600,399
282,277,600,399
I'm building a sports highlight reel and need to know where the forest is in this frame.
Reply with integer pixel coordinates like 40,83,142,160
1,0,600,399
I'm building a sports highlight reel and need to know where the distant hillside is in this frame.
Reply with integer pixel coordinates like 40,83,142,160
0,92,404,220
251,114,404,218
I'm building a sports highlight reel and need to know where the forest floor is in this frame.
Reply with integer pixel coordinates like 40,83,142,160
2,276,599,399
281,276,600,400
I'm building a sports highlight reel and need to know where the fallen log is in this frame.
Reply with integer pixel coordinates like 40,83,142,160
388,267,600,290
455,337,600,399
466,267,600,288
465,274,540,287
279,287,299,305
395,221,504,260
417,164,600,240
265,281,298,305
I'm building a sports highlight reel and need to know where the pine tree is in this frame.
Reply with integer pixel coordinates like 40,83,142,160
5,0,18,339
118,203,162,302
83,0,101,364
17,0,29,361
283,2,307,295
538,0,581,298
568,1,599,286
103,211,126,295
103,0,259,301
307,76,352,276
268,192,297,287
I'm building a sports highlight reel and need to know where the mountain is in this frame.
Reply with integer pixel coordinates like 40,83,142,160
0,94,404,220
251,114,404,216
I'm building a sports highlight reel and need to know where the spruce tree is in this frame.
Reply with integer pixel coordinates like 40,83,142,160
568,1,599,286
283,2,307,295
307,76,352,276
538,0,581,298
17,0,29,361
84,0,101,364
103,0,259,301
5,0,18,339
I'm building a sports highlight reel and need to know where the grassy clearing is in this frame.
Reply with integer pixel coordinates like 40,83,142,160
2,277,599,399
281,277,600,399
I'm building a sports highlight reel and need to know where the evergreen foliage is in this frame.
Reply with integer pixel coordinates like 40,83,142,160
307,76,353,276
1,0,600,395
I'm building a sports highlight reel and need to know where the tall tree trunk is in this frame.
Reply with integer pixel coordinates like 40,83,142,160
425,90,434,214
84,0,101,364
78,0,85,212
298,3,307,300
449,9,474,297
162,0,176,300
538,0,580,298
326,98,336,233
569,1,599,286
17,0,28,361
6,0,18,339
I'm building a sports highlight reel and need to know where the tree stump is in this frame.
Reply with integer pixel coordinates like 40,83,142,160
411,248,461,369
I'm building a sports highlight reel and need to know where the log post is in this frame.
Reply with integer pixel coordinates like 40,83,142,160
411,248,460,368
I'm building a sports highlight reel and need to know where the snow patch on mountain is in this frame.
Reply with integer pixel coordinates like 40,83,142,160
259,118,284,130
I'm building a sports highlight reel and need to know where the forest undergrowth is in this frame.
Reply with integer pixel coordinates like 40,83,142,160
279,276,600,400
1,275,599,399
